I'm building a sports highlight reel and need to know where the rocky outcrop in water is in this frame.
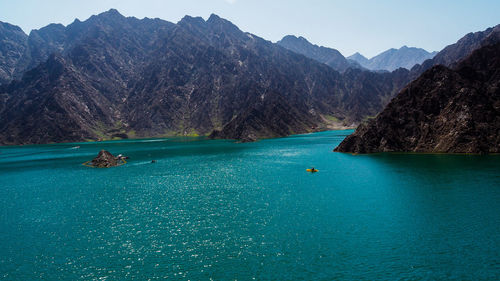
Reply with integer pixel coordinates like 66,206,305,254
90,150,119,168
335,43,500,154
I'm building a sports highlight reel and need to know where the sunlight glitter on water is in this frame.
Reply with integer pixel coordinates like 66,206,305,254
1,131,500,279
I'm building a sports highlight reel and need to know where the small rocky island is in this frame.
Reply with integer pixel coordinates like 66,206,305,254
88,150,122,168
335,43,500,154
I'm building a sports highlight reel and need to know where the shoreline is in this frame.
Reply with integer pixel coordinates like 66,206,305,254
0,128,357,148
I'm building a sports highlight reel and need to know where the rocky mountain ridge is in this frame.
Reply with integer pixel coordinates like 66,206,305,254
0,22,28,85
0,10,409,144
1,10,498,146
335,42,500,153
276,35,362,72
410,24,500,77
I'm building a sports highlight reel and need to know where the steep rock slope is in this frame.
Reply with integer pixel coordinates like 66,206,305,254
2,9,175,83
0,10,175,144
335,43,500,153
0,22,28,84
125,15,362,139
0,55,116,144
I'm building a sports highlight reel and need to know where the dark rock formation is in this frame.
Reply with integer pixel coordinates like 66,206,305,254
335,43,500,154
91,150,118,167
277,35,362,72
348,46,437,71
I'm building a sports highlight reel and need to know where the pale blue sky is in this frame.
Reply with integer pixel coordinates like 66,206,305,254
0,0,499,58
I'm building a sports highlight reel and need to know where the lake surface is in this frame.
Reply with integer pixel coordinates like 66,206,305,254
1,130,500,280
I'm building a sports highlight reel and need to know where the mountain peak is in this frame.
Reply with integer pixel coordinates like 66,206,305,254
103,8,122,16
277,35,362,72
280,35,309,43
39,23,65,30
178,15,206,26
347,52,369,66
206,14,241,33
349,52,367,59
278,35,316,50
207,13,222,22
0,21,26,34
93,8,125,21
352,45,436,71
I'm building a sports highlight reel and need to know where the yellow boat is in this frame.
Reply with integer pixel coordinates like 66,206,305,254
306,168,318,173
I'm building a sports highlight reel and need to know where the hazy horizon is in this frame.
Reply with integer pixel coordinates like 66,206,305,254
0,0,499,58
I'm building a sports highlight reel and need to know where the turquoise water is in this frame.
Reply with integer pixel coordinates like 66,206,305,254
1,130,500,280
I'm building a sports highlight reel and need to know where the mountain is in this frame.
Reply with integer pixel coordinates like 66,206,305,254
0,54,118,144
335,24,500,153
347,52,369,67
348,24,500,75
277,35,362,72
0,10,176,144
0,9,175,85
335,42,500,154
410,24,500,76
123,14,409,141
0,10,410,145
2,11,498,146
0,22,28,85
349,46,436,71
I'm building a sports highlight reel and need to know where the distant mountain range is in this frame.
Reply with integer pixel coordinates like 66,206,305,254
348,46,437,71
336,25,500,153
0,10,410,144
276,36,435,73
276,35,362,72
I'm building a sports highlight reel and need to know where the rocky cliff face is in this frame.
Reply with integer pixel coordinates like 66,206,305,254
0,10,410,145
0,54,118,144
335,43,500,154
0,10,175,144
0,22,28,85
1,9,175,85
